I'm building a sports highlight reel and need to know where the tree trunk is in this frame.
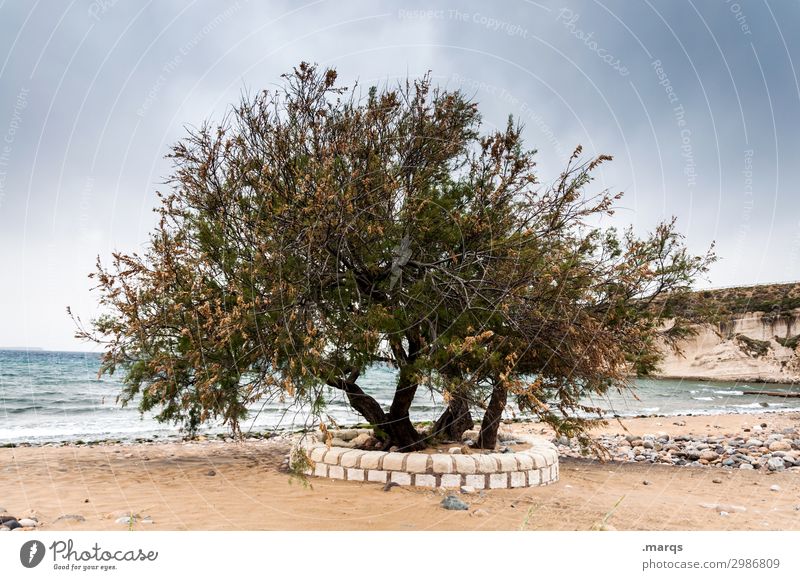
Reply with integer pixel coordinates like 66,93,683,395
328,370,425,451
432,394,474,441
385,367,425,451
475,384,507,449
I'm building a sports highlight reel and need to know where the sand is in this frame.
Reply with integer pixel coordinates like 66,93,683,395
2,412,799,531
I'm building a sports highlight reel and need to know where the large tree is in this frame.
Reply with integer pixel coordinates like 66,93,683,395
76,63,713,451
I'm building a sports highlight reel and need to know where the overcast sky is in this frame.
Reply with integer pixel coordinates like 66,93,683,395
1,0,798,351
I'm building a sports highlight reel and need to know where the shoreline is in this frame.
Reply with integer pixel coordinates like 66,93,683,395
652,373,800,385
2,410,799,531
4,404,800,449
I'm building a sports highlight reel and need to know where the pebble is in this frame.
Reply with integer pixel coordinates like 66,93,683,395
460,485,476,495
554,423,800,472
440,495,469,511
205,470,217,476
54,514,86,523
767,457,785,471
770,485,781,492
448,447,462,454
769,440,792,452
699,450,719,462
712,478,723,484
115,516,136,525
350,433,371,447
700,503,746,513
472,509,489,517
17,518,37,528
642,480,652,486
3,520,21,530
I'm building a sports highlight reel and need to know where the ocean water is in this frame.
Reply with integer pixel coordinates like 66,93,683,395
0,349,798,444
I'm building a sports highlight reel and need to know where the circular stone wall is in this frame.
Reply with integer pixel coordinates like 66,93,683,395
295,432,559,489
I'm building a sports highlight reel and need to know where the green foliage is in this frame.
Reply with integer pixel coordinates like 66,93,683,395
735,334,771,358
775,334,800,350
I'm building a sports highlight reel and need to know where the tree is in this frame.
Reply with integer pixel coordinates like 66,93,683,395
75,62,714,451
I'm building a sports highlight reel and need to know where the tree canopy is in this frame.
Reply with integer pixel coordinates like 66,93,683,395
76,62,714,451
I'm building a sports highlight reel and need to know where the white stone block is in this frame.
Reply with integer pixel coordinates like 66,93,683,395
309,446,327,462
440,473,462,488
367,469,388,483
431,454,453,473
405,453,429,473
528,452,547,468
465,474,486,489
510,471,526,488
414,474,436,487
452,455,476,474
489,473,509,489
475,455,498,474
497,454,517,472
382,452,405,471
390,471,412,486
359,451,384,470
314,463,329,478
340,450,366,468
527,469,541,486
323,447,348,464
346,468,365,481
516,454,533,470
328,465,345,479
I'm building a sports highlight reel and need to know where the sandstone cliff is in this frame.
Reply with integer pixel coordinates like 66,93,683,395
656,309,800,384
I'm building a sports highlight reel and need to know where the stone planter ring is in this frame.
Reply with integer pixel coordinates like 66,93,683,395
294,430,559,490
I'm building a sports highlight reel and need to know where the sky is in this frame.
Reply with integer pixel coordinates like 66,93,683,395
0,0,798,351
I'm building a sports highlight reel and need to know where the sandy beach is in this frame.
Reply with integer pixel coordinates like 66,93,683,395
2,411,799,531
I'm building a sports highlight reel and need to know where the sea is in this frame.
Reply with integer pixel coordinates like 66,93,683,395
1,349,798,445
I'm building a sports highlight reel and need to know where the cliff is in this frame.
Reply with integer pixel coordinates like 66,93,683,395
655,302,800,384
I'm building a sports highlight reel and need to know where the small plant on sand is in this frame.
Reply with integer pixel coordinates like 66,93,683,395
75,62,714,451
590,495,625,531
287,447,314,488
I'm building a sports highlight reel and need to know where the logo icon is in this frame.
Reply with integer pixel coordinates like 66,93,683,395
20,540,46,568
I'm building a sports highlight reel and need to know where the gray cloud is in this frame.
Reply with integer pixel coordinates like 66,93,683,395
1,0,798,349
